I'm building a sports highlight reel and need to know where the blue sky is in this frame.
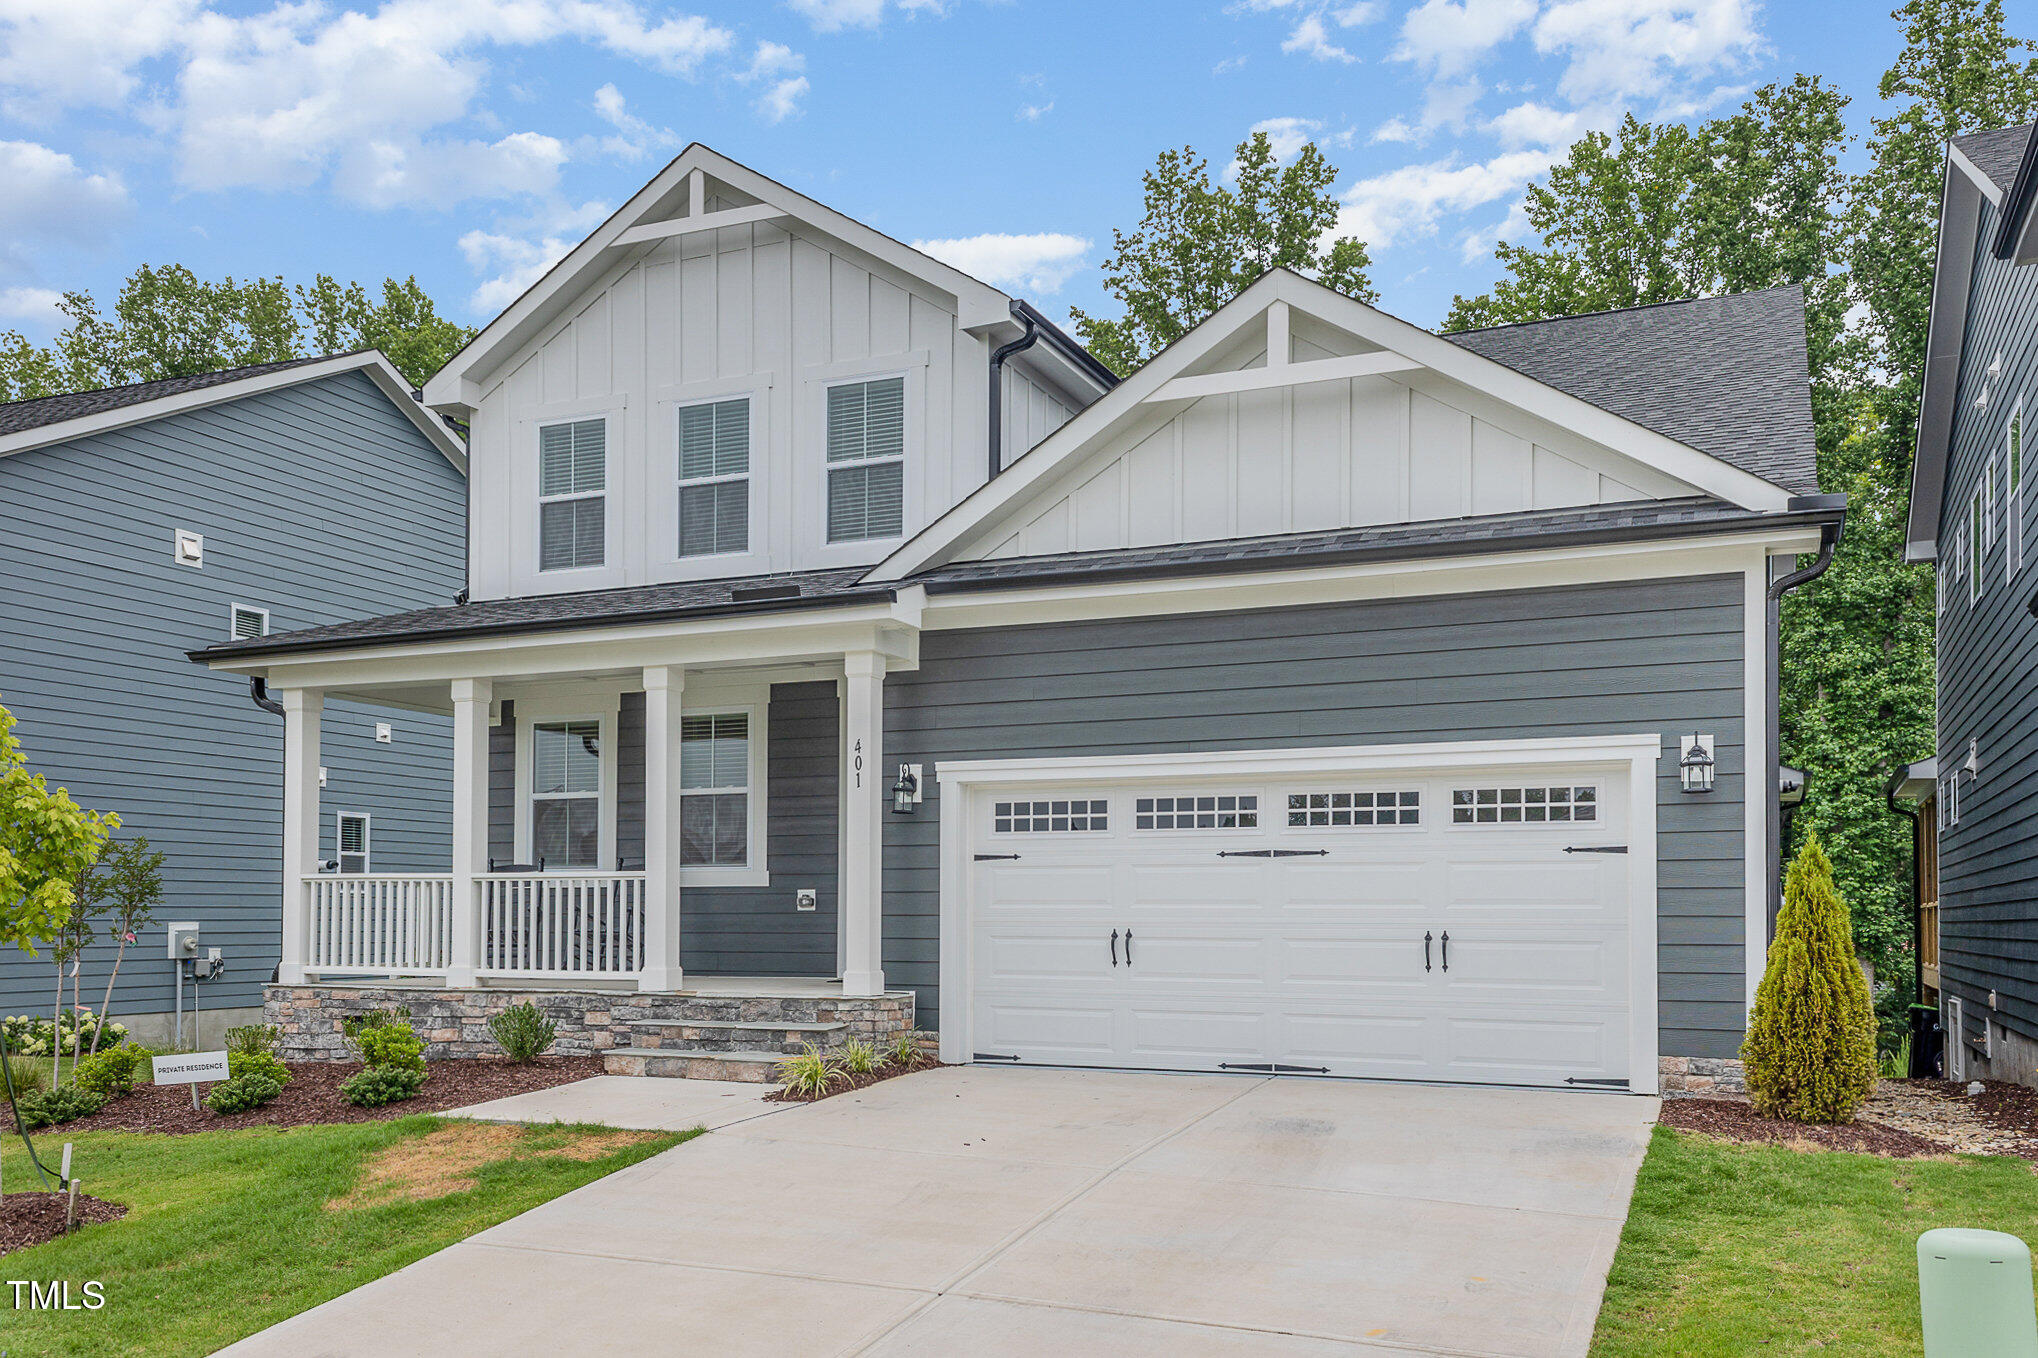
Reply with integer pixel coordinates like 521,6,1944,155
0,0,2027,349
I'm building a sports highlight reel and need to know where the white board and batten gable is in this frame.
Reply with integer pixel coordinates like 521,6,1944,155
871,270,1797,581
426,145,1109,601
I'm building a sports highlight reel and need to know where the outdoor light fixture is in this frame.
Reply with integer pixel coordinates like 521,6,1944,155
891,763,920,815
1678,734,1716,794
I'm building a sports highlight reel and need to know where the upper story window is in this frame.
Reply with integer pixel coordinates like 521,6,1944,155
1970,486,1985,604
532,720,602,866
678,398,750,558
680,713,750,866
826,376,905,543
2010,401,2025,578
539,418,607,571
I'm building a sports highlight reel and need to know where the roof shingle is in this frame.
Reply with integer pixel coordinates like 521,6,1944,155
1445,285,1818,494
1953,122,2036,194
0,354,345,438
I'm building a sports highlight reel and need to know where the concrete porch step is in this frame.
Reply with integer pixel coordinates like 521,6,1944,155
624,1018,848,1054
603,1046,788,1083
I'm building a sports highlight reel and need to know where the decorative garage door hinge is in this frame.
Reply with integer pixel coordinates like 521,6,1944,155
1216,849,1331,858
973,853,1022,861
1564,1077,1631,1087
1563,845,1628,854
1218,1062,1332,1074
973,1053,1022,1062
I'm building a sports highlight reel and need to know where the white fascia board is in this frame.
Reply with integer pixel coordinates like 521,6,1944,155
0,351,465,472
870,269,1799,581
1909,159,1983,563
1948,142,2007,206
423,145,1014,411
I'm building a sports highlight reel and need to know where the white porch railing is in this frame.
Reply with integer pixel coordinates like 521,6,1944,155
305,874,455,974
480,872,648,979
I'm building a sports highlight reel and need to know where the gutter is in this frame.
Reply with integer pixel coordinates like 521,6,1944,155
1885,776,1926,1011
919,499,1850,596
1763,492,1847,938
987,304,1043,481
248,677,286,716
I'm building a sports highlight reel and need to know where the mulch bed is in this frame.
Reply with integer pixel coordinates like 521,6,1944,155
0,1191,126,1256
765,1057,941,1103
27,1056,604,1135
1660,1095,1953,1158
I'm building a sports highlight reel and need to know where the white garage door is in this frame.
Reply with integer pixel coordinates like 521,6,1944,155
966,762,1637,1089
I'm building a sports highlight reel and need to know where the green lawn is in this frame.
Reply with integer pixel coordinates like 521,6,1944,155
1592,1125,2038,1355
0,1116,691,1357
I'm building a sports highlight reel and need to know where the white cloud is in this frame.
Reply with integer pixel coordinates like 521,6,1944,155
1213,54,1250,74
1335,148,1552,250
1019,101,1054,122
334,132,569,210
0,0,196,115
1237,0,1378,64
1533,0,1763,104
0,286,66,328
741,41,808,123
459,198,613,314
1458,200,1531,264
593,83,681,162
910,232,1092,294
1250,116,1323,164
1283,15,1355,62
788,0,950,30
1393,0,1536,77
0,140,129,240
1486,100,1587,148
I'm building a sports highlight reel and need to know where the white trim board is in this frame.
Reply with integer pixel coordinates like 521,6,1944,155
0,351,467,472
934,734,1665,1095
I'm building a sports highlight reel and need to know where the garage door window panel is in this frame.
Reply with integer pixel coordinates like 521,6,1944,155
1451,785,1597,824
1287,790,1420,827
1135,794,1259,830
993,799,1109,833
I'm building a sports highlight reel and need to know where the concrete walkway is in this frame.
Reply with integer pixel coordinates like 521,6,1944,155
440,1074,780,1131
218,1068,1657,1358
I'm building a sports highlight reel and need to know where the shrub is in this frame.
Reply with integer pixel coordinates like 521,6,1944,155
340,1007,413,1044
340,1066,425,1107
775,1045,838,1098
224,1024,282,1056
887,1031,923,1069
71,1044,152,1099
1,1010,125,1057
205,1073,282,1114
838,1037,881,1075
1741,833,1879,1123
14,1084,105,1131
2,1054,51,1097
487,1002,557,1064
352,1020,426,1075
227,1050,291,1088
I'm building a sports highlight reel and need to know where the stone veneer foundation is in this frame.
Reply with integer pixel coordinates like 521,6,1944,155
1657,1056,1747,1097
266,982,915,1061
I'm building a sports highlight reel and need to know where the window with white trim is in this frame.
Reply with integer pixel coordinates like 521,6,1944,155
681,713,750,866
1970,486,1985,603
1940,769,1960,830
825,376,905,542
337,813,370,874
2011,400,2025,578
229,603,269,639
677,398,749,558
1452,785,1597,824
531,720,601,866
538,418,606,571
1134,794,1259,830
994,799,1109,833
1287,790,1420,827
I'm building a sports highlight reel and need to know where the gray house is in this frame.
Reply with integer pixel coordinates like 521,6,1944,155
0,351,467,1044
198,145,1841,1095
1903,121,2038,1085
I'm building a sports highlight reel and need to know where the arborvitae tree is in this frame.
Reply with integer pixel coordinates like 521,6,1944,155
1741,833,1879,1123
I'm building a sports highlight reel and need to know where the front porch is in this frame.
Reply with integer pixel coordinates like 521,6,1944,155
269,976,915,1080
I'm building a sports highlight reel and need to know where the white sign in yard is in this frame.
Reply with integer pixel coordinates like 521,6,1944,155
152,1052,229,1085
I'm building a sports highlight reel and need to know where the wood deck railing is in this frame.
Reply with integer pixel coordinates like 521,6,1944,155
304,874,455,974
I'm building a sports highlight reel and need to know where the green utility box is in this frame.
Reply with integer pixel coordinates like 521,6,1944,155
1920,1228,2038,1357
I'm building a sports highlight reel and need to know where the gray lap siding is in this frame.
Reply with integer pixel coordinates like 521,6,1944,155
881,574,1751,1058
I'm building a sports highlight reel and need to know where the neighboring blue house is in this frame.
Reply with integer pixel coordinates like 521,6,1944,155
1904,121,2038,1085
0,351,467,1044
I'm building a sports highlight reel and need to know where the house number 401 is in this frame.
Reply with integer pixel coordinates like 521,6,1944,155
853,739,863,788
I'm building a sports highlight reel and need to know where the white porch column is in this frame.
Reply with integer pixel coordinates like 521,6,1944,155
640,665,685,992
446,678,492,987
277,688,323,985
841,650,887,997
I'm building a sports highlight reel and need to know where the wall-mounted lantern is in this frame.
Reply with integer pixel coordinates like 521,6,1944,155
891,763,921,815
1678,734,1716,794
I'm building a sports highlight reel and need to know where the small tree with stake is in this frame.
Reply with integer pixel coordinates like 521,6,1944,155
78,837,162,1057
1741,833,1879,1123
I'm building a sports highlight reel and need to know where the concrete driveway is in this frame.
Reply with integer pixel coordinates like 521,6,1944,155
219,1068,1657,1358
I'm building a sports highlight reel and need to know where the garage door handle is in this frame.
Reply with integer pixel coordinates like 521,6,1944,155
1424,931,1432,972
1110,929,1119,967
1441,930,1449,972
1124,929,1133,965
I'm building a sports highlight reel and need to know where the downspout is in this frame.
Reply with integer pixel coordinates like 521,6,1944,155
1885,782,1925,1010
1764,500,1845,938
249,677,285,717
987,306,1042,481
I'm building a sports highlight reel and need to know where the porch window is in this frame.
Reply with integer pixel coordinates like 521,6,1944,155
532,720,602,866
538,418,606,571
825,377,905,542
337,813,370,874
678,398,749,557
681,713,749,865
